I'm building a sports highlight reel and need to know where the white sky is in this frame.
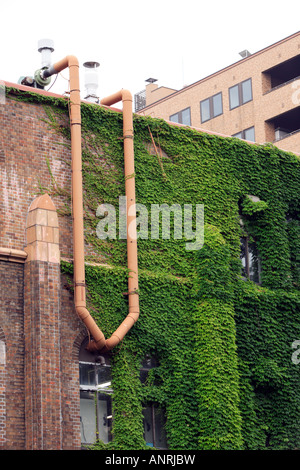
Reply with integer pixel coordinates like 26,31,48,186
1,0,300,107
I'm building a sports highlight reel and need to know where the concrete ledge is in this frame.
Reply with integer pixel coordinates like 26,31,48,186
0,247,28,264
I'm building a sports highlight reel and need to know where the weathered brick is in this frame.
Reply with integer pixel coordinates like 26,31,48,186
0,94,85,450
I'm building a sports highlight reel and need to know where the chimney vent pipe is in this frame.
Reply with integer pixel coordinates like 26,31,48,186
38,39,54,68
83,61,100,103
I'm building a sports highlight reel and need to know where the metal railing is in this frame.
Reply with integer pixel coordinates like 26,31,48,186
273,127,300,142
264,74,300,95
134,89,146,112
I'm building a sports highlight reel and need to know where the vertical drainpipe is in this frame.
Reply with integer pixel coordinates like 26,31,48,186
41,62,139,352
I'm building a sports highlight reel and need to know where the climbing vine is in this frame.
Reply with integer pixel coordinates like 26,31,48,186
7,86,300,450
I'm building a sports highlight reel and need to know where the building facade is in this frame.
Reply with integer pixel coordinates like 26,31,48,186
0,87,83,449
135,31,300,154
0,81,299,451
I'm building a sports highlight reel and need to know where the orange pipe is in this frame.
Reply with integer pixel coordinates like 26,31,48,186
45,56,106,349
43,60,139,352
97,90,140,352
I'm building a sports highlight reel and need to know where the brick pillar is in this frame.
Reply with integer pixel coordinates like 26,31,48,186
0,337,6,447
24,194,62,450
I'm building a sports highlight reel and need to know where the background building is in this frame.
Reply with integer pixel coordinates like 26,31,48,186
0,78,299,451
135,31,300,154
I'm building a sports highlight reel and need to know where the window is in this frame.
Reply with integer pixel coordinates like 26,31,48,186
233,126,255,142
240,236,261,283
170,107,191,126
143,404,168,449
140,355,168,449
79,341,113,445
200,92,223,122
229,78,252,109
140,355,158,383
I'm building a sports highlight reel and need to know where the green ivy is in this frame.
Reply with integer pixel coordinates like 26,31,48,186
9,88,300,450
240,195,268,216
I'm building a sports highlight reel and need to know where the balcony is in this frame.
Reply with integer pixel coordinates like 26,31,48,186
265,107,300,142
262,54,300,94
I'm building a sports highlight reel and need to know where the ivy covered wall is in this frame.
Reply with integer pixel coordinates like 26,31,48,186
8,88,300,450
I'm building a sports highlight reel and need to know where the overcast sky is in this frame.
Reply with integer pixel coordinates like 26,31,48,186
1,0,300,107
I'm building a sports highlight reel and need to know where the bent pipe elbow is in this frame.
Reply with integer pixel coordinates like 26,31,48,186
43,55,79,78
75,305,106,351
100,89,132,107
90,310,140,353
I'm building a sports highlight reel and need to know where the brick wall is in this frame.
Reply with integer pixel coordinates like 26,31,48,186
0,257,85,450
0,94,72,255
0,90,87,449
0,260,25,449
0,330,7,446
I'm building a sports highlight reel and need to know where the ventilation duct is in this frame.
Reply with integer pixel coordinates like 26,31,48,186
83,61,100,103
38,39,55,68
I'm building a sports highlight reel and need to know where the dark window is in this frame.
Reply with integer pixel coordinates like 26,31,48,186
233,126,255,142
265,107,300,142
170,107,191,125
80,390,112,445
143,404,168,449
229,78,252,109
79,341,113,445
262,54,300,92
140,355,168,449
140,355,158,383
240,236,261,283
200,92,223,122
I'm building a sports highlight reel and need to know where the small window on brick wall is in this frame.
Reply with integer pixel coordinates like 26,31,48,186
233,126,255,142
79,340,112,446
169,107,191,126
200,92,223,123
229,78,252,110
